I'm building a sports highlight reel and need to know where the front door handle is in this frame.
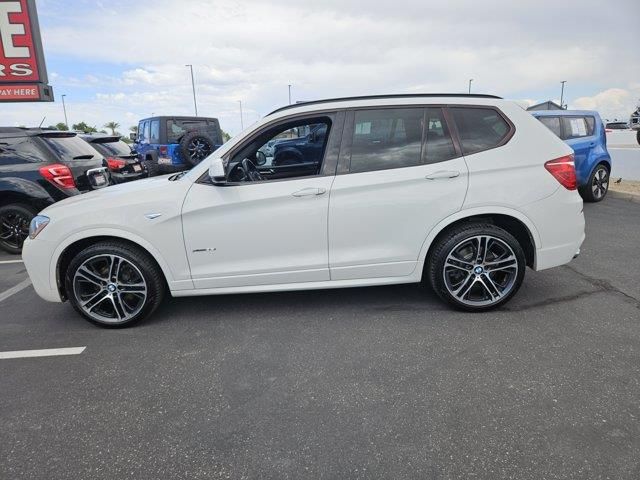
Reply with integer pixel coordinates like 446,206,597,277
425,170,460,180
292,187,326,197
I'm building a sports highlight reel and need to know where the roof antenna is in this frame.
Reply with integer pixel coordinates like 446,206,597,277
38,116,46,128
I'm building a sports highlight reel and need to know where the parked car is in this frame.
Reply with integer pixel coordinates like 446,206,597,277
605,121,629,131
79,134,147,184
531,110,612,202
0,128,110,254
23,94,585,327
133,116,223,175
630,103,640,145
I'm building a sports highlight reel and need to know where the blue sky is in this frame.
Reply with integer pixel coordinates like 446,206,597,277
5,0,639,133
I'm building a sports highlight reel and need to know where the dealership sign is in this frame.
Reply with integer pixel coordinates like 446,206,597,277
0,0,53,101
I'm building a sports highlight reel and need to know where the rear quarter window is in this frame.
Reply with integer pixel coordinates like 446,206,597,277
450,107,512,155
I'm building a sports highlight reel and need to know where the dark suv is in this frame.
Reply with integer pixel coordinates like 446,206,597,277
79,134,147,184
133,116,223,175
0,128,109,253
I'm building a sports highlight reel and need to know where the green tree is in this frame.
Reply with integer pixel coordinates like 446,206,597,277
129,125,138,133
54,122,69,131
104,121,120,135
72,122,97,133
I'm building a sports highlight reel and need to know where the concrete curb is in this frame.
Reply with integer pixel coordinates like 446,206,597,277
609,190,640,204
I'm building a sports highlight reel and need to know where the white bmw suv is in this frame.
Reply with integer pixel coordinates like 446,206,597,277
23,94,584,326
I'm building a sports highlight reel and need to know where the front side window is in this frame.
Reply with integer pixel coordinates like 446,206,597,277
538,116,562,138
561,117,589,139
227,117,332,183
350,108,423,173
138,121,147,143
451,107,511,155
144,121,151,144
424,108,457,163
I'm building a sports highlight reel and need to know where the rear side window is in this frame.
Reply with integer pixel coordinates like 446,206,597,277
561,117,589,139
451,107,511,155
349,108,423,173
538,116,562,138
424,108,457,163
0,136,45,164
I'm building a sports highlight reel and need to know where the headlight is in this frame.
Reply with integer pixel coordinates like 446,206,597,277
29,215,50,239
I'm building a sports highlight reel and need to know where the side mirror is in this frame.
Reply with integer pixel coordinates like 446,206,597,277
256,150,267,166
129,133,137,141
208,157,226,184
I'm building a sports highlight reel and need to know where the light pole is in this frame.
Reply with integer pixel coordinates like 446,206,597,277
61,94,69,129
560,81,567,109
468,78,473,94
185,64,198,116
288,84,292,105
238,100,244,130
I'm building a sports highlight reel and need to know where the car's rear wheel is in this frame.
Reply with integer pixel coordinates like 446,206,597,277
0,203,36,254
427,223,526,311
580,163,609,203
65,241,166,327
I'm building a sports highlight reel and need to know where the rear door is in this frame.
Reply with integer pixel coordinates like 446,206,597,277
328,106,468,280
560,116,594,184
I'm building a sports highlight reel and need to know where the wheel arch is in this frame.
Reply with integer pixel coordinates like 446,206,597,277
418,208,539,279
54,232,177,301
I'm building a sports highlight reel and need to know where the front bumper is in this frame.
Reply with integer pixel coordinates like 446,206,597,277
22,237,63,303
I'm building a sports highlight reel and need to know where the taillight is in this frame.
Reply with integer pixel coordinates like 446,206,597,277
39,163,76,189
106,157,126,170
159,146,168,156
545,155,577,190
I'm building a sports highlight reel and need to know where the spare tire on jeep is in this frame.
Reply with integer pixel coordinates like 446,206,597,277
179,130,216,167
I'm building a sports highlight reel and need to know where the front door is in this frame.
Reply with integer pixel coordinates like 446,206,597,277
181,113,342,289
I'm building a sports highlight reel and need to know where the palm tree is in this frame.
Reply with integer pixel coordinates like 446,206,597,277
104,121,120,135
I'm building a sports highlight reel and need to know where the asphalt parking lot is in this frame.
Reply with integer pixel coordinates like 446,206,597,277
1,196,639,480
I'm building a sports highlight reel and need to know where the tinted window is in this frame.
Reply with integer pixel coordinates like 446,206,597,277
90,139,132,157
561,117,589,139
424,108,457,163
40,135,103,162
538,116,562,138
0,136,45,164
350,108,423,173
451,107,511,155
150,120,160,143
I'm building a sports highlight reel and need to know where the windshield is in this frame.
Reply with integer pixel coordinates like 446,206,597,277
40,135,103,161
91,140,132,157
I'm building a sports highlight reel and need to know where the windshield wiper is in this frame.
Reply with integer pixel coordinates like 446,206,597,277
72,154,95,160
168,171,188,181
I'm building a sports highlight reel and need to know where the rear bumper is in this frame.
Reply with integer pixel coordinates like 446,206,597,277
110,170,148,184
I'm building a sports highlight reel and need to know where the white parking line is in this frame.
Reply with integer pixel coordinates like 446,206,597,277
0,278,32,303
0,259,24,264
0,346,86,360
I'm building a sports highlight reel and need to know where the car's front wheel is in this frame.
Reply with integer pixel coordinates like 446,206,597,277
427,223,526,311
65,241,166,327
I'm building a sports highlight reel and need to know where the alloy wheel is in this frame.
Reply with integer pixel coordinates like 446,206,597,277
187,138,213,162
592,167,609,200
0,209,31,250
443,235,519,307
72,254,148,324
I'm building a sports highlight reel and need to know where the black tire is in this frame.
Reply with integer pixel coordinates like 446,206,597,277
0,203,37,254
64,241,166,327
427,223,526,312
179,131,215,167
579,163,609,203
142,156,160,177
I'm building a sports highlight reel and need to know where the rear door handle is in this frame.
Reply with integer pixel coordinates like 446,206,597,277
425,170,460,180
292,187,326,197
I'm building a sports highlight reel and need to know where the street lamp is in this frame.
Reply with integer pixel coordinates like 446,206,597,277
238,100,244,130
468,78,473,94
61,94,69,129
185,64,198,116
560,81,567,109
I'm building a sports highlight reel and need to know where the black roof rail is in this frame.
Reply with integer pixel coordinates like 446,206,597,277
267,93,503,116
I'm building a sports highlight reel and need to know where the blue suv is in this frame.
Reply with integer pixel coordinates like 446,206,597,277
531,110,612,202
133,116,223,175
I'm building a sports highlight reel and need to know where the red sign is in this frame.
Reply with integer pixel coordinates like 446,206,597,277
0,0,51,101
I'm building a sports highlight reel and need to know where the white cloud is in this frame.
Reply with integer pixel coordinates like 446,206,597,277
573,87,640,122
